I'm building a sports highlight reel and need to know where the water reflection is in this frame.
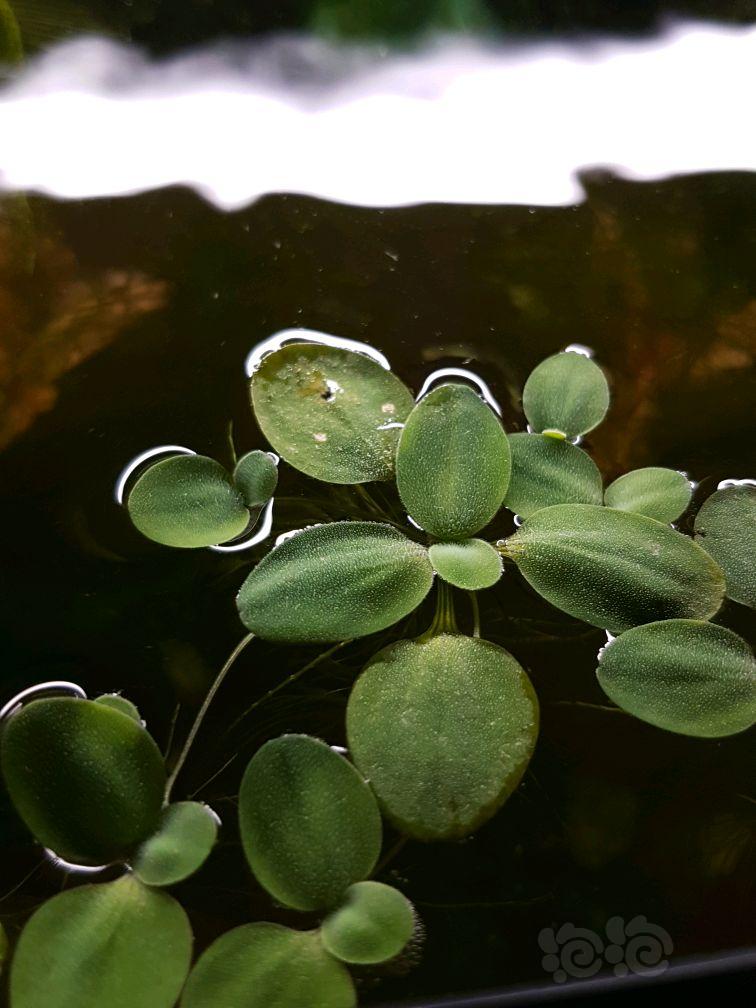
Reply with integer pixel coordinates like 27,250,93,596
210,497,275,554
114,444,195,504
416,366,502,415
0,680,87,724
245,327,391,376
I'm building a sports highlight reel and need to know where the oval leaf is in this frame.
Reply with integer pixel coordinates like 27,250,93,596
127,454,249,548
321,881,415,965
181,924,355,1008
396,384,511,540
604,467,693,524
233,450,278,508
239,735,382,911
1,697,165,865
522,351,609,439
10,875,192,1008
347,634,539,840
506,504,725,634
94,693,142,722
133,802,218,887
236,521,433,643
694,484,756,608
428,539,502,590
504,432,603,519
597,620,756,737
250,342,414,484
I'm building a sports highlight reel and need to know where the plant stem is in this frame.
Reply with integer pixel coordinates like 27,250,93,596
467,591,481,637
418,580,458,640
164,632,255,801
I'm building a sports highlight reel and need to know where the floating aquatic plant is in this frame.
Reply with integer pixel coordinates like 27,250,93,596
1,339,754,1007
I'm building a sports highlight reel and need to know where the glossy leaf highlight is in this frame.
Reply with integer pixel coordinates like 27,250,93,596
604,467,692,523
694,484,756,608
522,351,609,439
1,698,165,865
597,620,756,737
239,735,382,911
236,521,433,643
347,634,538,840
250,342,414,484
504,432,603,519
127,454,249,548
133,802,218,887
233,450,278,507
10,875,192,1008
181,924,355,1008
321,881,414,965
396,383,511,540
506,504,725,634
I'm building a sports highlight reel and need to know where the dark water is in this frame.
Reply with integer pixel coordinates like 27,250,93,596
0,171,754,1005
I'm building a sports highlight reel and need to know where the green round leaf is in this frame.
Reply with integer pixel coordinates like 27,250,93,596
604,467,693,523
127,454,249,548
94,694,142,722
522,351,610,439
597,619,756,737
239,735,382,911
181,924,355,1008
396,384,511,540
233,451,278,507
132,802,218,887
504,432,603,519
694,485,756,608
347,634,539,840
236,521,434,644
506,504,725,634
1,698,165,865
10,875,192,1008
428,539,502,590
250,342,414,484
321,881,414,965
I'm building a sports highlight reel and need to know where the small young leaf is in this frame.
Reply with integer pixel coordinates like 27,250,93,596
233,450,278,507
236,521,433,643
604,467,693,524
127,454,249,548
597,620,756,737
239,735,382,911
10,875,192,1008
694,484,756,608
94,693,142,722
132,802,218,887
347,634,539,840
1,698,165,865
396,384,511,539
504,432,603,519
522,351,610,439
506,504,725,634
250,342,414,484
428,539,502,590
321,881,414,965
181,924,355,1008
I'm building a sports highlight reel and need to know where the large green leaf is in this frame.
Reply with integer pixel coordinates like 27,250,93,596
694,485,756,608
428,539,502,590
347,634,538,840
1,698,165,865
239,735,382,911
236,521,433,643
321,881,414,965
233,451,278,507
132,802,218,887
604,467,693,524
250,342,414,484
396,383,511,540
522,351,610,439
597,619,756,737
181,924,355,1008
505,504,725,633
10,875,192,1008
503,432,603,519
127,454,249,548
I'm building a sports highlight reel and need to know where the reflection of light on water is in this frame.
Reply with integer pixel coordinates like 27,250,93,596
1,25,755,208
274,523,324,547
563,343,594,358
114,444,195,504
0,680,87,724
43,849,112,876
245,328,391,377
597,630,617,661
717,477,756,490
210,497,275,553
416,367,502,415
